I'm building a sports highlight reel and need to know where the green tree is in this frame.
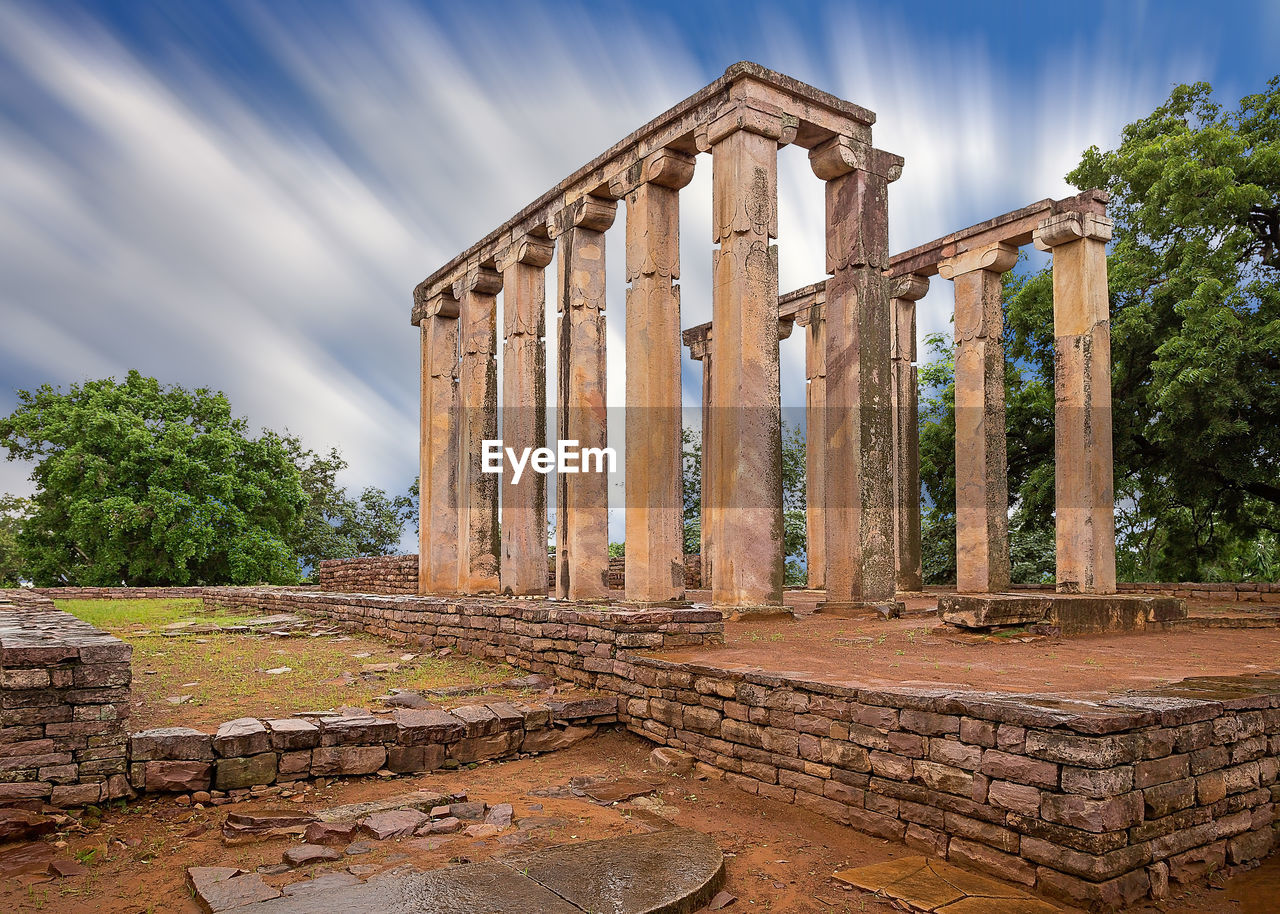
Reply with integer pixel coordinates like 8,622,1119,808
920,76,1280,583
0,494,31,586
0,372,305,586
282,438,413,571
681,423,808,584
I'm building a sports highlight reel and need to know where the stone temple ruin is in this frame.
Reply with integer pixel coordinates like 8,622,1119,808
411,61,1183,633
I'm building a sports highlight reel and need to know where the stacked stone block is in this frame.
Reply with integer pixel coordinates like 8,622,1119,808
0,592,133,807
1013,582,1280,604
128,698,616,795
601,661,1280,910
316,555,418,594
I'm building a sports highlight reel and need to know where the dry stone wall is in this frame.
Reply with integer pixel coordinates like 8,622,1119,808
128,697,617,799
1014,583,1280,604
0,591,133,807
316,555,417,594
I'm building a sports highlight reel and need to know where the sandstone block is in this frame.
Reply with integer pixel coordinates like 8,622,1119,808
144,760,212,792
214,719,269,758
265,719,320,751
129,727,214,762
1041,791,1143,833
319,716,397,747
311,746,385,777
393,709,464,745
214,753,277,790
50,782,101,807
521,725,595,754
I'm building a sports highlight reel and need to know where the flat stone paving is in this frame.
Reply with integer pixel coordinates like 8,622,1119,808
213,827,724,914
834,856,1073,913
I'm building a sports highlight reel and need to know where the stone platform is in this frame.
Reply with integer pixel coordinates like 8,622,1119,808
205,827,724,913
939,592,1187,635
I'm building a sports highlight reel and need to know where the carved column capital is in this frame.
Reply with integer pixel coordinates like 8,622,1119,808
609,148,696,196
452,263,502,299
889,273,930,302
938,242,1019,279
495,235,554,272
1033,212,1114,250
794,292,826,328
683,325,712,361
412,286,460,324
809,135,903,183
698,99,799,152
549,195,617,239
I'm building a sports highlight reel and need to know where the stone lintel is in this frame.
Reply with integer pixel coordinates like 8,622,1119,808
937,241,1019,279
939,593,1187,635
1033,212,1114,250
889,273,930,302
414,61,882,312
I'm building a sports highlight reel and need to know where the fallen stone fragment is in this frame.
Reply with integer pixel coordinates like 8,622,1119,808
361,809,429,840
315,790,448,823
0,809,55,843
707,889,738,909
227,809,317,832
188,867,282,912
257,863,292,876
585,778,658,805
344,842,372,856
282,844,343,868
498,674,553,691
650,746,696,776
0,841,56,877
266,667,292,675
484,803,513,829
166,694,194,704
446,800,487,821
383,691,433,709
303,821,359,846
361,662,399,675
283,872,360,895
416,816,461,835
464,823,501,839
348,864,378,876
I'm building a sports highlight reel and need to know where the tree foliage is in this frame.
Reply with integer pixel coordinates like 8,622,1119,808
0,373,413,585
920,76,1280,583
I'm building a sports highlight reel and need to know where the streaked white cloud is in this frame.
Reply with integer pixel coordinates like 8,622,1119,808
0,0,1253,549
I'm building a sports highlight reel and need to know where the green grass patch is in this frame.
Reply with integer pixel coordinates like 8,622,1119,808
55,597,252,633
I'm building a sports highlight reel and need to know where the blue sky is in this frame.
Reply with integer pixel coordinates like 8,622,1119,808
2,0,1277,545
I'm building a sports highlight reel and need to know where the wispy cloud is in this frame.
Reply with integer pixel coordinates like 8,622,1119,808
0,0,1255,547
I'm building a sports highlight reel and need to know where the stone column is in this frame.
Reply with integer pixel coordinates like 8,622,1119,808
452,264,502,593
621,151,696,604
891,274,929,593
938,243,1018,593
684,326,713,591
551,196,617,602
416,291,460,595
708,117,786,613
1034,212,1117,594
810,136,902,616
496,236,554,596
796,295,827,591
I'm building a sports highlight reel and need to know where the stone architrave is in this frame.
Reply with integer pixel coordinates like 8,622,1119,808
416,291,460,595
497,236,554,596
452,264,502,593
938,242,1018,594
707,112,788,612
810,135,902,616
890,274,929,593
1034,212,1117,594
795,294,827,591
551,196,617,602
619,150,696,604
684,326,714,591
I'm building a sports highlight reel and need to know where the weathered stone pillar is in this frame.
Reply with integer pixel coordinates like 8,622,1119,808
891,274,929,593
452,264,502,593
938,243,1018,593
796,294,827,591
551,196,617,602
619,151,696,604
1034,212,1117,594
496,236,554,596
416,290,460,595
684,326,713,591
708,117,786,613
810,136,902,616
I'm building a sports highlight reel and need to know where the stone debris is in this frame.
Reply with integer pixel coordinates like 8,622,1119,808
265,667,292,675
416,816,461,835
282,844,343,868
344,842,372,856
360,808,429,840
649,746,696,776
381,690,434,709
0,809,56,843
282,872,360,895
360,662,399,675
303,821,359,845
585,778,659,805
187,866,282,911
484,803,513,828
166,694,194,704
315,789,452,824
464,823,501,839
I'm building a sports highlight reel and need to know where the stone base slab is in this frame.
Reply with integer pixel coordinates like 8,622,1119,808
717,604,794,622
940,592,1187,634
815,600,904,620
